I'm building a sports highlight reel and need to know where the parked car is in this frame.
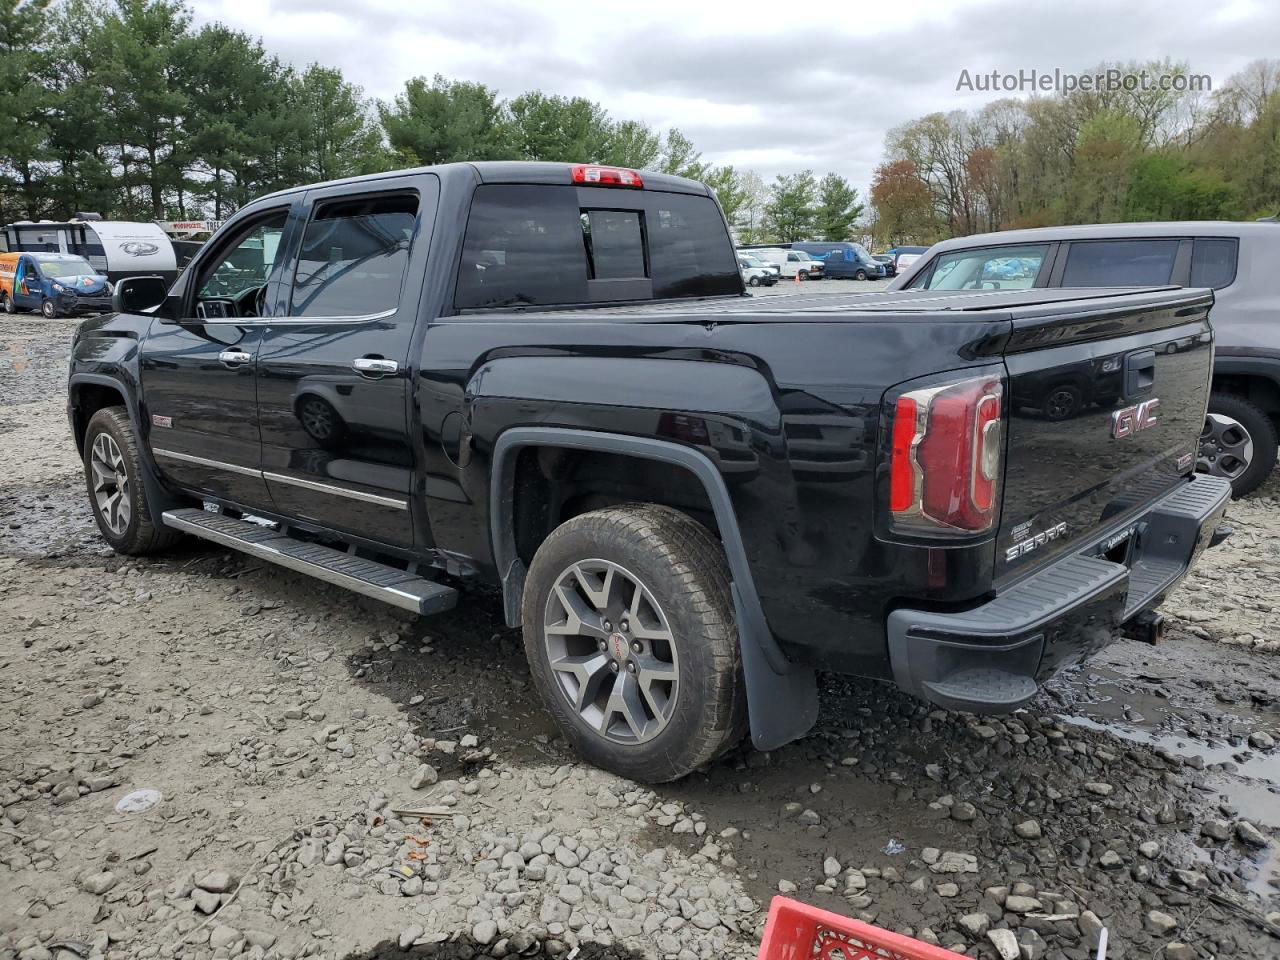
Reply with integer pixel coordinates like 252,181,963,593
739,251,780,275
71,161,1231,783
752,247,825,280
887,245,929,273
0,251,112,317
738,253,778,286
890,222,1280,496
873,254,897,278
792,241,883,280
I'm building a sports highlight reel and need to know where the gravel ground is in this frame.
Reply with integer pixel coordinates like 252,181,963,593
1,309,1278,960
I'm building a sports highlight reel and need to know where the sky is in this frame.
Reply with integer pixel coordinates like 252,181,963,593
188,0,1280,198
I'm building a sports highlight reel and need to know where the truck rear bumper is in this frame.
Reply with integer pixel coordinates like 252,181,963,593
886,473,1232,714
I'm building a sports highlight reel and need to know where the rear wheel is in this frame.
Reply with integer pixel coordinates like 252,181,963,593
1200,393,1276,497
522,504,746,782
2,292,14,314
83,407,182,554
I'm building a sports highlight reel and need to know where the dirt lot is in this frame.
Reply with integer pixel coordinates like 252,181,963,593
2,308,1278,960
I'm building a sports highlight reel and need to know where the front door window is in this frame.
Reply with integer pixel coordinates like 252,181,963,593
190,213,288,320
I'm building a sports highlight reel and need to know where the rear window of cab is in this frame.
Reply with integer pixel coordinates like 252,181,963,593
455,184,740,310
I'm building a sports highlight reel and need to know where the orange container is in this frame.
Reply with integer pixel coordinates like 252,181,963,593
757,896,972,960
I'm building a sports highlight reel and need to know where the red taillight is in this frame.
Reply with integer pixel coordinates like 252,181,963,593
887,374,1004,534
888,395,919,512
571,164,644,188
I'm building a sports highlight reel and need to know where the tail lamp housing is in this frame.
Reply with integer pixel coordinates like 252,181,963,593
886,372,1005,535
571,165,644,188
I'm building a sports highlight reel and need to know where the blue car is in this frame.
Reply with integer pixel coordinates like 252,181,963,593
0,252,112,318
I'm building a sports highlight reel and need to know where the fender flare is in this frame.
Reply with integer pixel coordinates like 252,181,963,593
68,373,182,516
490,426,818,751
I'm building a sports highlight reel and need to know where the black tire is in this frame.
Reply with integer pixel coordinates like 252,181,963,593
748,276,761,287
1042,383,1082,421
83,407,183,555
41,298,57,319
1205,393,1277,497
522,504,747,782
1,292,12,314
797,270,809,281
854,269,868,281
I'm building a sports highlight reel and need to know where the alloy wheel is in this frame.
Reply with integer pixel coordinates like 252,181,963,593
1198,413,1253,481
542,559,679,745
90,432,132,536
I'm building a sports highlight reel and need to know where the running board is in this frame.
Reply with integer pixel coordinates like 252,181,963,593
161,508,457,615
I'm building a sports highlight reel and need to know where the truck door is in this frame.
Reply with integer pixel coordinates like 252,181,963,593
254,174,439,549
141,207,294,508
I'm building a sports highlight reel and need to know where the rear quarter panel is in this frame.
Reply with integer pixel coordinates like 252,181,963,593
417,312,1011,677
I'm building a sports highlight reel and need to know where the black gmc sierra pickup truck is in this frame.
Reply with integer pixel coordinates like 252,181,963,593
69,161,1232,782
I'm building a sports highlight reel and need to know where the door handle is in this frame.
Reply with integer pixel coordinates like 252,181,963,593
352,357,398,378
218,349,252,366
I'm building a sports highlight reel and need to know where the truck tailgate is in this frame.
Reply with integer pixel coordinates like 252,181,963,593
996,289,1214,587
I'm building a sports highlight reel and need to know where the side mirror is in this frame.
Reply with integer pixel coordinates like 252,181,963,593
113,276,171,316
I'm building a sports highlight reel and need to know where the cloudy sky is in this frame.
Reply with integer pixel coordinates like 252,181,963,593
188,0,1279,196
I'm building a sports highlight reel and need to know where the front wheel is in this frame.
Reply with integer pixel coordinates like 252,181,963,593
83,407,182,554
1200,393,1276,497
797,270,809,281
522,504,746,782
748,276,761,287
854,269,868,281
41,298,58,319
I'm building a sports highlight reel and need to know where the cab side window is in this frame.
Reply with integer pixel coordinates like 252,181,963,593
290,194,419,318
193,212,288,319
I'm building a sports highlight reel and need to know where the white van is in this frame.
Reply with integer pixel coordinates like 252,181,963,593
752,247,825,280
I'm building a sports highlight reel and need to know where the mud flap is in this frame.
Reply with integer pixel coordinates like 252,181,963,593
733,583,819,751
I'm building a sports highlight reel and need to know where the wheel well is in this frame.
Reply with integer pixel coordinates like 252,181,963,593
1213,373,1280,418
70,382,128,453
510,446,719,567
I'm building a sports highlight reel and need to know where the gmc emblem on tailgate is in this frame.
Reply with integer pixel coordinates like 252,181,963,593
1111,398,1160,438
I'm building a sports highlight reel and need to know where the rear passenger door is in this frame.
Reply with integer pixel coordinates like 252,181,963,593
255,175,439,548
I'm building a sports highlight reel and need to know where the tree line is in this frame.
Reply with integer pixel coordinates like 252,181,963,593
0,0,865,246
868,58,1280,246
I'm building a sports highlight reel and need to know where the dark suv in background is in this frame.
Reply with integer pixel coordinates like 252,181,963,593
892,222,1280,496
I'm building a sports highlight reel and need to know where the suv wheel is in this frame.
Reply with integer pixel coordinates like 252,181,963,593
522,504,746,782
83,407,182,554
1200,393,1277,497
41,298,58,319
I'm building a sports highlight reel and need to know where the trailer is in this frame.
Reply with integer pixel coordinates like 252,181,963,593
2,218,178,283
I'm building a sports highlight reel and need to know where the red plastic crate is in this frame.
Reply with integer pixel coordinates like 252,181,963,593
758,897,971,960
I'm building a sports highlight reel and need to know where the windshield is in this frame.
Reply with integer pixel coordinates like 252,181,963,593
739,254,764,267
36,257,97,278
